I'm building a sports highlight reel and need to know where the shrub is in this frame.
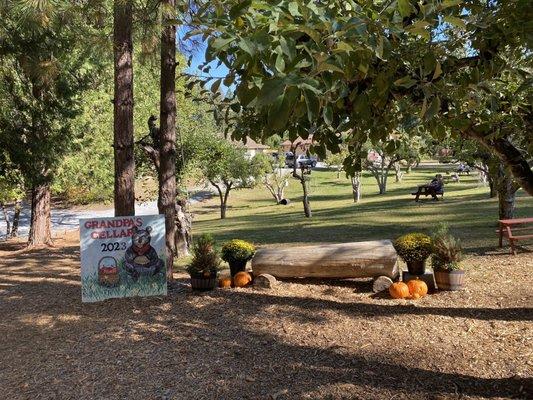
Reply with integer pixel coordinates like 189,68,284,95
221,239,256,263
393,233,432,263
186,234,221,277
431,223,463,271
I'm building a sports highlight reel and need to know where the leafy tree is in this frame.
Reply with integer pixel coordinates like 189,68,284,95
437,137,520,219
362,136,420,194
54,48,217,196
53,82,115,204
253,153,290,204
402,136,425,175
200,138,259,219
325,149,348,179
190,0,533,195
0,1,102,245
435,138,496,196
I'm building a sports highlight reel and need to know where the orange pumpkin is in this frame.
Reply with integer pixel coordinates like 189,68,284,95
389,282,410,299
233,271,252,288
218,277,232,288
407,278,428,299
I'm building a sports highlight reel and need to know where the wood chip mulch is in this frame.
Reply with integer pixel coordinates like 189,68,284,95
0,232,531,400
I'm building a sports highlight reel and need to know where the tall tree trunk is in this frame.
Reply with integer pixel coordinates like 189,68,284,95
11,200,21,237
265,180,282,203
300,177,312,218
175,198,191,257
467,130,533,196
488,177,497,198
276,186,284,203
372,157,389,194
496,165,517,220
113,0,135,216
377,169,387,194
351,173,362,203
485,160,501,199
369,169,383,194
394,162,403,182
159,0,178,279
28,183,52,246
221,184,231,219
498,185,516,220
212,181,230,219
292,160,312,217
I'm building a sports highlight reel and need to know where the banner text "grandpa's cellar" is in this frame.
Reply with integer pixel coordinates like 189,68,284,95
83,217,143,239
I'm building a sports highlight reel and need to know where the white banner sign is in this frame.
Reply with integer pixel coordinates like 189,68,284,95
80,215,167,303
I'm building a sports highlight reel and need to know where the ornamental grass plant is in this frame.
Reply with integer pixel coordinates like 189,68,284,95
431,223,463,271
187,234,221,277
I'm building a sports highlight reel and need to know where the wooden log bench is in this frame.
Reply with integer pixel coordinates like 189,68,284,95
252,240,399,291
498,217,533,255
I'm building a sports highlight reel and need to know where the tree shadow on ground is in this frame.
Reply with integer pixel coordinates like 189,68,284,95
2,232,532,399
1,273,530,400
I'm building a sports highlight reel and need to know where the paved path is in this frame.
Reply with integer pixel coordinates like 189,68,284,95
0,191,213,239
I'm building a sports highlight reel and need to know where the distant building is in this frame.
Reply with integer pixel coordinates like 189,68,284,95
238,137,270,158
281,135,314,156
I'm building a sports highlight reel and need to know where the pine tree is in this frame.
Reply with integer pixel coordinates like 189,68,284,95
0,1,103,245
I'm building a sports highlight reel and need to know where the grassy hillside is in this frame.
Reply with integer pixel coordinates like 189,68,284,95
190,164,533,254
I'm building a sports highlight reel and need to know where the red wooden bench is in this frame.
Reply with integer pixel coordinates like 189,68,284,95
498,217,533,255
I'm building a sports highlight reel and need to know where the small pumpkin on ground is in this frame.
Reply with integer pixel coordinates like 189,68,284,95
218,276,232,288
389,282,410,299
407,278,428,299
233,271,253,287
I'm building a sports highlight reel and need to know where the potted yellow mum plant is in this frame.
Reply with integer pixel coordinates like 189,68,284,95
221,239,256,277
393,233,433,275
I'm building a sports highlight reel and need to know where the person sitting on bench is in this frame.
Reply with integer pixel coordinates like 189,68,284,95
457,163,470,175
412,174,444,201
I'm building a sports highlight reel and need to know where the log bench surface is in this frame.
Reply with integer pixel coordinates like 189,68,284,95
252,240,398,279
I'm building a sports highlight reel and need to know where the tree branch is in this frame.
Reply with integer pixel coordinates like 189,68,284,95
465,130,533,196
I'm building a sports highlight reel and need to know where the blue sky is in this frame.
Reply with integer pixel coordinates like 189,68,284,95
179,27,229,84
186,55,229,81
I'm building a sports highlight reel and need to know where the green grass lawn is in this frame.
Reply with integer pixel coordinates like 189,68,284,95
190,164,533,255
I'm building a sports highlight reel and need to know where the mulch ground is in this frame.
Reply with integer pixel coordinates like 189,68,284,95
0,232,531,400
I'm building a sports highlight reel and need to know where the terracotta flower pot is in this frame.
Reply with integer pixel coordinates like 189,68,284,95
229,259,248,277
406,259,426,275
434,269,465,291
